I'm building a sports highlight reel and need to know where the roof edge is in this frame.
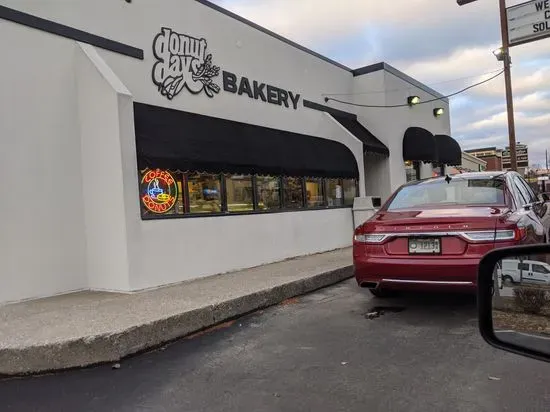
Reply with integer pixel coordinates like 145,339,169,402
194,0,351,72
353,62,448,101
302,99,357,119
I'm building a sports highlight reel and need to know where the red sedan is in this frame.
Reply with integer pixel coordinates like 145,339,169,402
354,171,548,296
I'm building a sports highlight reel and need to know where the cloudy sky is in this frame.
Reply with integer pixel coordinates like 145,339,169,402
211,0,550,168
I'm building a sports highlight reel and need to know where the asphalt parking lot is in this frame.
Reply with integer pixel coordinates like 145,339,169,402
1,279,550,412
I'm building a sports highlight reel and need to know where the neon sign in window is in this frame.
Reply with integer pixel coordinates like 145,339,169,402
141,169,178,214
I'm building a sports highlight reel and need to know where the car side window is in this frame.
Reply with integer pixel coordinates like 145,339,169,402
517,176,537,203
518,263,530,271
533,264,550,274
513,177,531,206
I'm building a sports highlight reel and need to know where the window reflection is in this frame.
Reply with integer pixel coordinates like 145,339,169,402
226,174,254,212
342,179,357,206
187,173,222,214
306,179,325,207
284,177,304,209
326,178,343,207
257,176,281,210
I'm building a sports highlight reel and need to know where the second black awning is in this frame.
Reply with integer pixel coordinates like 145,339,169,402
134,103,359,179
434,134,462,166
330,113,389,156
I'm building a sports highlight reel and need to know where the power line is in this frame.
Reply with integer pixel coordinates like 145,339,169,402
324,70,505,108
321,69,503,97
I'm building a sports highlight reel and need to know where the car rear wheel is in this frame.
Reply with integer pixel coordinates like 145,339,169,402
502,275,514,286
369,288,397,298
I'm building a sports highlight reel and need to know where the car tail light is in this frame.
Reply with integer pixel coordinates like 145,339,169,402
513,226,527,241
460,230,515,242
354,233,388,244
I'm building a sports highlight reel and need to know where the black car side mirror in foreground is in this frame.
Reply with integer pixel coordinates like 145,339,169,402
478,244,550,363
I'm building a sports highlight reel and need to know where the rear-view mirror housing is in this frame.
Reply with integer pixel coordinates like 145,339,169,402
478,243,550,363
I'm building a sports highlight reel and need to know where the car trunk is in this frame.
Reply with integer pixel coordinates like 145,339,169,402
367,206,510,257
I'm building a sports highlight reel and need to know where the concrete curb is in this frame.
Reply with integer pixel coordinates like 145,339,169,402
0,266,353,376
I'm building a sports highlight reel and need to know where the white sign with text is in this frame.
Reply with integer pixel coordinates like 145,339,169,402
507,0,550,46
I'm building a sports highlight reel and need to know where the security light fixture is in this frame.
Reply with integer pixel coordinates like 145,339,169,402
493,47,504,61
493,47,511,64
407,96,421,106
433,107,445,117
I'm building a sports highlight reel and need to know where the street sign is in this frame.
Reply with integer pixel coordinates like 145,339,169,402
507,0,550,46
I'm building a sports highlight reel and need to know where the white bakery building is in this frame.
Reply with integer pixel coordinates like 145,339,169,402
0,0,461,303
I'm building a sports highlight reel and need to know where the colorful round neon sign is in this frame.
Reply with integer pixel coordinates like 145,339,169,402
141,169,178,214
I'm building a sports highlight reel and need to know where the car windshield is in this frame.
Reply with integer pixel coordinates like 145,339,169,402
387,177,506,210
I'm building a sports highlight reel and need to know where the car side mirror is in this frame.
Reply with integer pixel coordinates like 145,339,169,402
478,244,550,363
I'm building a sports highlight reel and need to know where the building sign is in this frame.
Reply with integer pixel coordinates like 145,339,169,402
152,28,221,100
151,28,300,109
222,71,301,110
507,0,550,46
141,169,178,213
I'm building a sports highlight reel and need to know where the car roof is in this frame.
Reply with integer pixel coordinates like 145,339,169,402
404,171,512,187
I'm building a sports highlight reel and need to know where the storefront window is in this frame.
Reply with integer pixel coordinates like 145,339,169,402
140,169,184,216
405,160,420,182
342,179,357,206
187,173,222,214
283,177,304,209
306,178,325,207
326,178,343,207
140,170,358,219
225,174,254,212
256,176,281,210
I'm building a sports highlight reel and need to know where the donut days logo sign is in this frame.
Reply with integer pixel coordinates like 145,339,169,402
152,28,220,100
141,169,178,214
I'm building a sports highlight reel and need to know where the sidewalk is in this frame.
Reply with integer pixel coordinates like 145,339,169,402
0,248,353,376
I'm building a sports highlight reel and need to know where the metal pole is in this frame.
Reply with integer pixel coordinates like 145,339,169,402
499,0,517,171
546,149,548,171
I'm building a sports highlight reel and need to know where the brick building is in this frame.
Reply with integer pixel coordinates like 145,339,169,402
464,147,503,171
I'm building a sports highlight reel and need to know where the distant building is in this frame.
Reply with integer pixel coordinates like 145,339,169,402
502,142,529,175
444,152,487,175
464,147,503,171
460,151,487,172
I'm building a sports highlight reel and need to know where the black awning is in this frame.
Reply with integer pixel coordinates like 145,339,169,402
330,114,389,156
133,103,359,179
434,134,462,166
403,127,438,162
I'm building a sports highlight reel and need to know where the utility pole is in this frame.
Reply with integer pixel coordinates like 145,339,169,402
546,149,549,171
457,0,518,171
498,0,517,171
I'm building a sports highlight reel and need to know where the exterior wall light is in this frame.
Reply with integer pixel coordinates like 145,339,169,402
433,107,445,117
407,96,421,106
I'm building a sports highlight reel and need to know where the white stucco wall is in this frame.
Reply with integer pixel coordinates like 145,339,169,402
0,22,87,303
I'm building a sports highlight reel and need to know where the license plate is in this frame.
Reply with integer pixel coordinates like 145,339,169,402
408,238,441,254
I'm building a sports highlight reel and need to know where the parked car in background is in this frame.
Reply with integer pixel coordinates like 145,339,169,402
498,259,550,285
354,171,550,297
